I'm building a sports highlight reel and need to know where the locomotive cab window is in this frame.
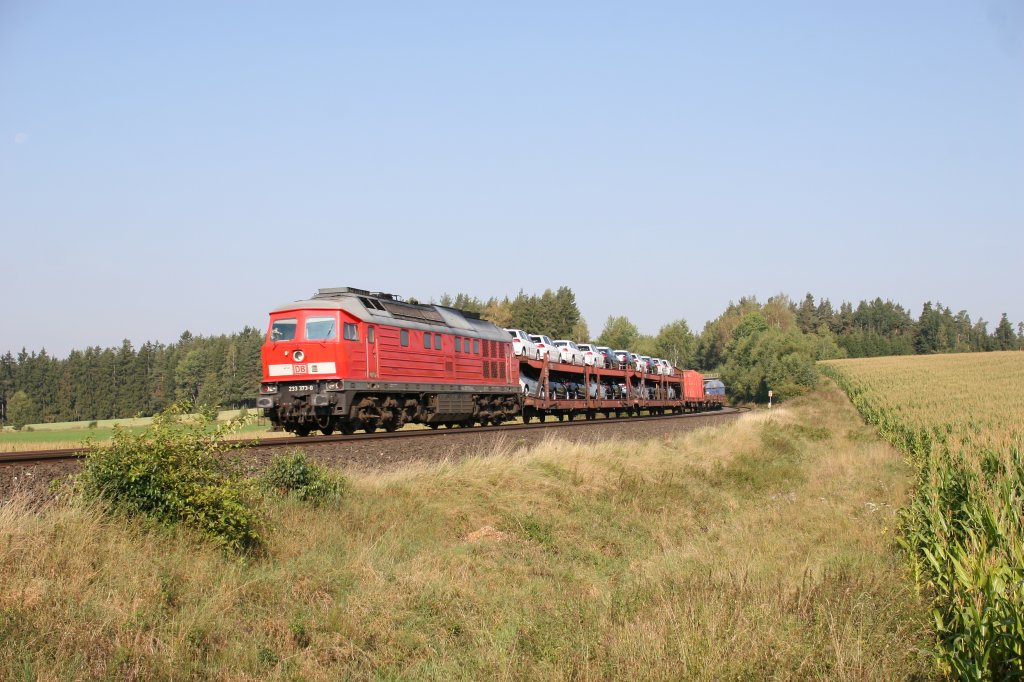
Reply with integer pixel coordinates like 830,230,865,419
305,316,336,341
400,329,409,347
464,338,471,353
343,323,359,341
434,334,442,350
270,318,297,342
423,332,432,349
455,336,461,352
473,339,480,354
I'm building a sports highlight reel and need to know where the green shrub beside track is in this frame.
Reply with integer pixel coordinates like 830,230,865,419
78,405,265,554
260,451,348,505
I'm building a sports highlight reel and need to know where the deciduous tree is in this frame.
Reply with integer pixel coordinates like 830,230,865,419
596,316,639,350
7,390,36,430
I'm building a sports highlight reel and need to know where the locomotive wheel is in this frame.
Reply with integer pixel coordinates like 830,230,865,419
339,422,356,435
294,425,311,437
363,424,377,434
320,426,335,436
429,423,440,429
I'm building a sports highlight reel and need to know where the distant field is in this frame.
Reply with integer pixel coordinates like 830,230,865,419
821,351,1024,678
0,410,286,452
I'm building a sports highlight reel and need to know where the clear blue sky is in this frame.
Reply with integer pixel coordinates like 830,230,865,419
2,1,1022,357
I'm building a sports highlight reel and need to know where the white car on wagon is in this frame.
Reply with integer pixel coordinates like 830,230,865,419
552,340,585,365
504,328,542,360
576,343,606,367
528,334,560,363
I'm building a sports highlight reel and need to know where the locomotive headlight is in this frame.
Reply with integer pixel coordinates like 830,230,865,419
259,383,278,394
325,381,343,391
293,350,305,362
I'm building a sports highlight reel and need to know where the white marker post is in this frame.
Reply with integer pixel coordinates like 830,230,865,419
768,389,773,409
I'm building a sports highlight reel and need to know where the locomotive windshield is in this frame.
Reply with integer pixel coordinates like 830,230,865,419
270,318,297,341
305,316,337,341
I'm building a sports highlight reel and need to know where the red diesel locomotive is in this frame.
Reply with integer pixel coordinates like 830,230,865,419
257,287,723,436
256,287,521,435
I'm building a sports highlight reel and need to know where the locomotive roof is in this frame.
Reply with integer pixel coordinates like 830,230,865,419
271,287,512,341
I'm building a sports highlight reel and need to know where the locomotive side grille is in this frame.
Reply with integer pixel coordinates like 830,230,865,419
483,362,491,379
491,361,498,378
490,340,497,357
315,286,370,299
382,301,445,324
499,362,506,379
483,340,490,358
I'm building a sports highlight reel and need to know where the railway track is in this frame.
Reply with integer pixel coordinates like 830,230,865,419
0,407,748,466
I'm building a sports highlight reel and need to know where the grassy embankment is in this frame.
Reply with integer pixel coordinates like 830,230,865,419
821,352,1024,679
0,382,934,680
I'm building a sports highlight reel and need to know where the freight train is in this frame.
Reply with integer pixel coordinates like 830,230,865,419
256,287,724,436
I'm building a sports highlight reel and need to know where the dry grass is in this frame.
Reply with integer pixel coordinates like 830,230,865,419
0,382,935,680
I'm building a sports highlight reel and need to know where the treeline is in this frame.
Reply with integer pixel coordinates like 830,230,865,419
695,294,1023,403
434,287,588,342
1,289,1022,426
1,329,264,427
435,289,698,369
792,294,1022,357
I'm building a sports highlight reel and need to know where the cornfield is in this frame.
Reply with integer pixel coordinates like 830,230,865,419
821,352,1024,680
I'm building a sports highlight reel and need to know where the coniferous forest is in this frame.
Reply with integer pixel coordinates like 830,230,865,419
1,289,1021,426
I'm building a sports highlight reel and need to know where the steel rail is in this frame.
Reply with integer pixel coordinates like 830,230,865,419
0,407,748,466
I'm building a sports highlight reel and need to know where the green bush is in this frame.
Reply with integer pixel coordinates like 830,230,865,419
78,403,264,554
260,451,347,505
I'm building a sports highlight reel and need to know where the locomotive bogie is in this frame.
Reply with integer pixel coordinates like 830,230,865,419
260,381,522,435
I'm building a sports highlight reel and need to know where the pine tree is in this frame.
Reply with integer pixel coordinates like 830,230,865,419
0,351,15,403
796,293,818,334
993,313,1017,350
